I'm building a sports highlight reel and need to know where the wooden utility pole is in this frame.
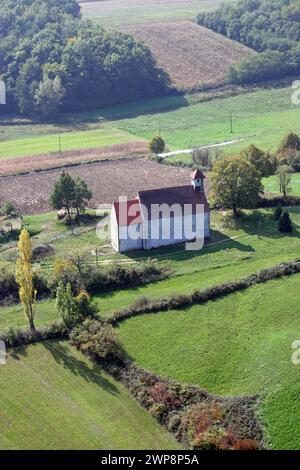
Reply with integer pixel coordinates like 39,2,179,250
257,217,261,239
230,111,233,133
59,136,62,154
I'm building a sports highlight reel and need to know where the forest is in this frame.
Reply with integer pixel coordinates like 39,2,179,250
197,0,300,83
0,0,168,118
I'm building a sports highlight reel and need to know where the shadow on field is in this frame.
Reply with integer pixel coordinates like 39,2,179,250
223,210,300,239
43,341,119,396
123,229,254,264
59,91,188,125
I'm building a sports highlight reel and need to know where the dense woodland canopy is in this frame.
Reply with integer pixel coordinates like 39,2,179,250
197,0,300,83
0,0,168,117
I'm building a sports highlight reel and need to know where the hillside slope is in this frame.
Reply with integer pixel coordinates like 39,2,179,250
119,273,300,449
120,21,255,90
0,341,179,450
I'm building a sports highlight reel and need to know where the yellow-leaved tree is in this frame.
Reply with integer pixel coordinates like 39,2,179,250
15,228,37,331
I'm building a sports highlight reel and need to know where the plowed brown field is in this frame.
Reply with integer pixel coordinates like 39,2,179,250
0,159,191,214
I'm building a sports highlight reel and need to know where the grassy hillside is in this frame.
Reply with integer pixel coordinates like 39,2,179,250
79,0,235,27
2,207,300,331
0,86,297,160
118,274,300,449
0,126,141,160
119,21,253,91
115,86,299,156
0,340,179,450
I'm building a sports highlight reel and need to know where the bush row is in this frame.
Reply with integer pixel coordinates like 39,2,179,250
109,260,300,324
258,194,300,208
69,320,263,450
84,263,168,295
0,321,68,349
0,261,168,305
0,262,49,305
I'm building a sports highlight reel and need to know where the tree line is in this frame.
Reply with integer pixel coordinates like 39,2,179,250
0,0,169,119
210,132,300,216
197,0,300,84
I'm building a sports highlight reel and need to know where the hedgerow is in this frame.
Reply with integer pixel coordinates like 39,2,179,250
0,321,68,348
109,259,300,324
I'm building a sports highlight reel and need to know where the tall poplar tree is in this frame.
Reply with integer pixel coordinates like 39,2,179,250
15,229,37,330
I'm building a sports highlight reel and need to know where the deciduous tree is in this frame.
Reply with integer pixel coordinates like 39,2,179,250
210,156,262,216
149,136,165,155
276,164,292,198
15,229,37,330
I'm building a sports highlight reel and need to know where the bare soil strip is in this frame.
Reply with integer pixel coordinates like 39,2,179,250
0,158,191,215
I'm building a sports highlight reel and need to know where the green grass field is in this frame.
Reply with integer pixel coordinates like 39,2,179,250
1,86,298,160
263,172,300,196
0,126,141,159
2,207,300,331
115,86,300,156
79,0,235,27
0,340,178,449
118,273,300,449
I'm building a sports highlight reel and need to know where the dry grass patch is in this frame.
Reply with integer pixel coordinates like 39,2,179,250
0,141,148,176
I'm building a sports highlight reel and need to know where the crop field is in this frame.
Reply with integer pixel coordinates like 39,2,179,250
118,273,300,449
0,341,178,449
79,0,235,27
0,158,189,214
119,21,254,91
0,142,147,176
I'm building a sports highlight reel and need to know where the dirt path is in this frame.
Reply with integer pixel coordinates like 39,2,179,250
158,137,246,158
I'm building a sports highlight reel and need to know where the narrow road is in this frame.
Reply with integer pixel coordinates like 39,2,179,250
158,137,246,158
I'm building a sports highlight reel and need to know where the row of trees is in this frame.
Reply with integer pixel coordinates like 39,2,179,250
197,0,300,83
210,132,300,214
0,0,168,118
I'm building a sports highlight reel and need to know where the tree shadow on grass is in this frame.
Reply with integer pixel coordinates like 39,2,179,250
9,344,29,361
123,230,255,264
223,209,300,240
43,340,119,396
9,340,119,396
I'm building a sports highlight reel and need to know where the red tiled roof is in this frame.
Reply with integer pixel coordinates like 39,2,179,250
138,185,209,220
191,169,206,180
113,198,141,226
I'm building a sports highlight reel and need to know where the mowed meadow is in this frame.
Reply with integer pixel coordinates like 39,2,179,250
0,341,179,450
0,86,298,163
118,274,300,449
79,0,236,27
